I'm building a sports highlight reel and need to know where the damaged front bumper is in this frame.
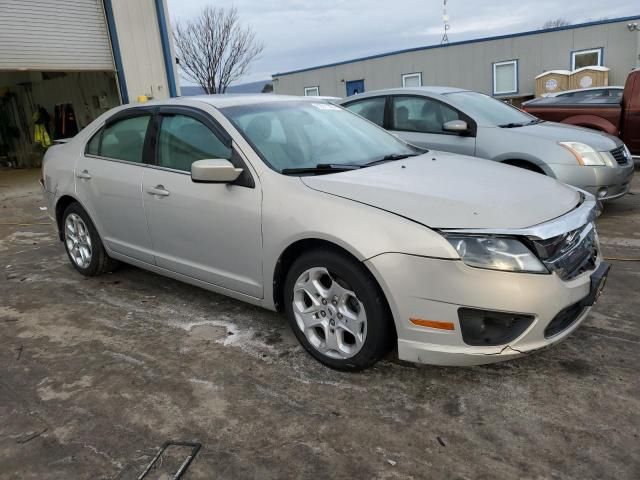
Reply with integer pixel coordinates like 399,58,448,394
365,252,606,367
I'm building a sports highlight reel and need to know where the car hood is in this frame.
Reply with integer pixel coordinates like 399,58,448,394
500,121,621,151
301,153,581,229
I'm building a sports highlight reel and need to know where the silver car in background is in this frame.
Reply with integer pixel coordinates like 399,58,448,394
42,95,609,370
339,87,634,200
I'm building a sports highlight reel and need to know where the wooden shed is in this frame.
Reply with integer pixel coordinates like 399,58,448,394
535,70,571,97
569,66,610,90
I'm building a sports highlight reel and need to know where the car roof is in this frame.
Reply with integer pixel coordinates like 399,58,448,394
181,94,318,108
339,86,469,101
119,94,322,111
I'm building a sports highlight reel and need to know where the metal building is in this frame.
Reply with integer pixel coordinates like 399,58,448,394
0,0,180,167
272,16,640,100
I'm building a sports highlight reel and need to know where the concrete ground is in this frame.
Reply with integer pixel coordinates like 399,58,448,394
1,168,639,480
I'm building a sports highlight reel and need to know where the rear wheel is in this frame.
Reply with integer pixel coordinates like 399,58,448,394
62,203,118,276
284,248,394,371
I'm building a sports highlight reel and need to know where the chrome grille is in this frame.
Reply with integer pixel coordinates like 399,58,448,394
611,146,628,165
530,222,598,280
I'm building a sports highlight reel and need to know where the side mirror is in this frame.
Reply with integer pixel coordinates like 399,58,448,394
191,159,243,183
443,120,469,133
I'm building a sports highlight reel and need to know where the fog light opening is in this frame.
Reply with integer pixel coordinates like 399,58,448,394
458,308,534,346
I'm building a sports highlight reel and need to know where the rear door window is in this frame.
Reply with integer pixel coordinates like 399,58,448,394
96,116,151,163
343,97,386,127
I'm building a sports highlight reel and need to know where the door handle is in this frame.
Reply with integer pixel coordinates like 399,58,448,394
145,185,170,197
76,170,91,180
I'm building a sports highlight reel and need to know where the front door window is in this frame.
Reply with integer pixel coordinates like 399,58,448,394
157,114,232,171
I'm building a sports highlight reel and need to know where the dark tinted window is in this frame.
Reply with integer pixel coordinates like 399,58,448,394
344,97,386,127
157,115,231,172
391,96,460,133
86,129,101,155
100,115,150,163
609,89,623,99
571,90,606,98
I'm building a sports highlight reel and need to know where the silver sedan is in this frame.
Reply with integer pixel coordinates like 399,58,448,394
42,95,609,370
339,87,634,201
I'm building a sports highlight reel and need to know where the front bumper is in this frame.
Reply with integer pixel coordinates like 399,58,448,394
548,161,634,201
365,253,605,366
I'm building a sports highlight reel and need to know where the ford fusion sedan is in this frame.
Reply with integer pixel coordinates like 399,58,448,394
339,87,634,201
42,95,609,370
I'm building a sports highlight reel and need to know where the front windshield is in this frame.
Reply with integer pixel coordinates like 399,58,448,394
445,91,536,126
221,101,420,173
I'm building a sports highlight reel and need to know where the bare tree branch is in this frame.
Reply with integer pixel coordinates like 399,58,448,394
173,6,264,94
542,18,571,29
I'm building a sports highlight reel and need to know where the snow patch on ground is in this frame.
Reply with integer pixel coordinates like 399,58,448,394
171,318,280,360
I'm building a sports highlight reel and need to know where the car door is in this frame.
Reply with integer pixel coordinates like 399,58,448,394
75,109,155,264
388,95,476,156
142,106,263,298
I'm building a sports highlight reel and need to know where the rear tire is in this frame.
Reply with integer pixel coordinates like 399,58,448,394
62,202,118,276
283,248,394,371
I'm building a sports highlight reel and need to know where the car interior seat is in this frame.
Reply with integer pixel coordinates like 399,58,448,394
395,106,410,130
113,130,144,163
419,101,447,133
245,116,290,169
166,122,228,171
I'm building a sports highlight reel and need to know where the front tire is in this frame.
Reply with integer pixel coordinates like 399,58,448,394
283,248,394,371
62,203,118,276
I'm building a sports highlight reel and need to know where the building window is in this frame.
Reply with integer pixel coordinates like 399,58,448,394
402,73,422,88
492,60,518,96
571,48,603,70
304,86,320,96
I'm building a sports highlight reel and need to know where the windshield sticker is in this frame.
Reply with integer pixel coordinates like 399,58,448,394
311,103,341,111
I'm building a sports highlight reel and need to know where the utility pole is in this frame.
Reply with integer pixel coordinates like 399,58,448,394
441,0,450,45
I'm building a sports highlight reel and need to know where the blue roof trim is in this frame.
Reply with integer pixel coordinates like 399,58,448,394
273,15,640,77
154,0,178,97
103,0,128,103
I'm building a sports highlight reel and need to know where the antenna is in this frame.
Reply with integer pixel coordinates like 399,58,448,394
441,0,450,44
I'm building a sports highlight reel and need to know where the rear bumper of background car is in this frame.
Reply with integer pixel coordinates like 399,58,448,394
365,253,607,366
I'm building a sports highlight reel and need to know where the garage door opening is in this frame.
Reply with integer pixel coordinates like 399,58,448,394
0,71,121,168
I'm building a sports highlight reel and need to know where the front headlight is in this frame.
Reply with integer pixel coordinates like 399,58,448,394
559,141,606,166
446,235,548,273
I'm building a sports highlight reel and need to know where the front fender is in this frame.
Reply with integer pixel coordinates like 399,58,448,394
260,177,458,309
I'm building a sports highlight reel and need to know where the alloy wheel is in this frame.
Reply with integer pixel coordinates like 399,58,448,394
292,267,367,359
65,213,93,269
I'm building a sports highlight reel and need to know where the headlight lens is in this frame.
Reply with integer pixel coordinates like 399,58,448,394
559,141,606,166
623,144,632,160
446,235,548,273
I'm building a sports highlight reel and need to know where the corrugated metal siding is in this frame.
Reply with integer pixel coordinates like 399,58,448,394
110,0,170,100
0,0,114,71
273,19,640,98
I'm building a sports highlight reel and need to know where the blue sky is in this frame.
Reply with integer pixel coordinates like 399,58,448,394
166,0,639,84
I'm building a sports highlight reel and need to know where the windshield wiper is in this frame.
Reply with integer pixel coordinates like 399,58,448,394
499,119,544,128
281,163,362,175
364,153,421,166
